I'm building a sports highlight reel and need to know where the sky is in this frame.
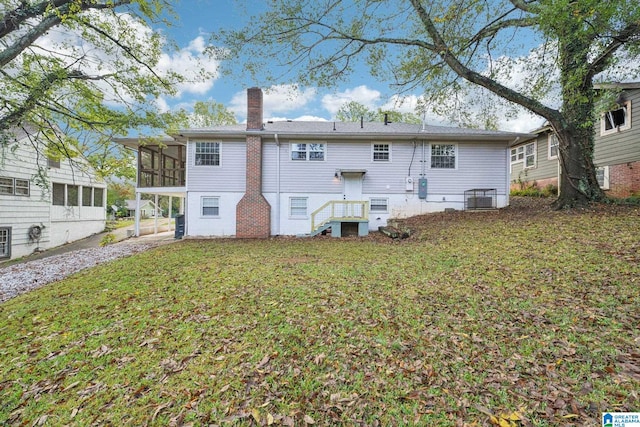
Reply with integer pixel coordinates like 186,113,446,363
151,0,547,132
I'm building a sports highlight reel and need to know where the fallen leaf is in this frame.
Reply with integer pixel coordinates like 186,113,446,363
304,414,315,424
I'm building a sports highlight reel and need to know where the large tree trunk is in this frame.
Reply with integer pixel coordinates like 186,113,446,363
552,31,605,209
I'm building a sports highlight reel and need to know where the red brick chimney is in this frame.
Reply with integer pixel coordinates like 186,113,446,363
236,87,271,238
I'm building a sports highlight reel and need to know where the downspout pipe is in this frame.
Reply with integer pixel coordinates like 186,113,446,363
275,133,281,236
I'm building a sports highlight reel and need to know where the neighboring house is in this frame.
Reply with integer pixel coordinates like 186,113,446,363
0,126,106,261
510,82,640,197
117,88,531,239
125,199,161,218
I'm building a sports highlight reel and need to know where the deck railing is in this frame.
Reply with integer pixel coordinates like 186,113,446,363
311,200,369,233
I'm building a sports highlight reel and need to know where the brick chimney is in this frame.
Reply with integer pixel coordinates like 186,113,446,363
236,87,271,238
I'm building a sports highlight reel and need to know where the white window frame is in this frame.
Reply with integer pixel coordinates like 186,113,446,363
596,166,610,190
94,188,104,207
289,197,308,218
15,179,30,197
0,177,13,195
370,198,389,213
195,142,221,166
548,134,559,160
372,143,391,162
510,146,524,164
0,227,10,259
524,142,536,169
430,144,457,169
601,101,631,136
201,196,220,217
291,143,326,161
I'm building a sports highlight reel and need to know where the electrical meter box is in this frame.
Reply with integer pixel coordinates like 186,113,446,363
405,176,414,191
418,178,428,199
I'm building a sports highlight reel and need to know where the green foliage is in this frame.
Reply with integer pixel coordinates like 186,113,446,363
0,0,216,180
335,101,422,123
511,182,558,198
165,100,238,131
1,203,639,425
99,233,116,246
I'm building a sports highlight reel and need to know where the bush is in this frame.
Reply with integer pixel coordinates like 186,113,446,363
99,233,116,247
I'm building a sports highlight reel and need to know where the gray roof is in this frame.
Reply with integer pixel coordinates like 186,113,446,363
173,121,534,142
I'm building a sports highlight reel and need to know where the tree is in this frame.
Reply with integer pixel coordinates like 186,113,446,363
168,100,238,129
216,0,640,208
336,100,422,124
0,0,213,180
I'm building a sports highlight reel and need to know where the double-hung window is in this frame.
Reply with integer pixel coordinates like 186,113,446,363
195,142,221,166
0,177,13,195
548,134,559,160
202,197,220,217
511,142,535,168
430,144,456,169
291,143,325,161
372,143,391,161
14,179,29,196
0,227,10,259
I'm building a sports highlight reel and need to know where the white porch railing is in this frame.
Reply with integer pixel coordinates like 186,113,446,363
310,200,369,233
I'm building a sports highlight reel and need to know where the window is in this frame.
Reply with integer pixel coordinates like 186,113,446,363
511,142,535,168
67,185,79,206
14,179,29,196
525,142,536,168
548,134,559,160
195,142,220,166
289,197,308,217
82,187,93,206
601,101,631,135
52,183,65,205
291,143,325,161
372,143,391,162
370,198,388,213
510,146,524,163
596,166,610,190
430,144,456,169
94,188,104,207
0,177,13,195
202,197,220,217
0,227,10,259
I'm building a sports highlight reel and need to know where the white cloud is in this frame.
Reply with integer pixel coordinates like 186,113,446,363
156,36,220,97
321,85,382,116
229,84,318,120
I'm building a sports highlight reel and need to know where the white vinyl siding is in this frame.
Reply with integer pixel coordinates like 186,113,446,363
202,196,220,217
289,197,308,217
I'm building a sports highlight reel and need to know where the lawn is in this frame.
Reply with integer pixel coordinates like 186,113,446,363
1,200,638,426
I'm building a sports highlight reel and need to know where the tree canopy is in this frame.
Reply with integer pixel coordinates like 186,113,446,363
0,0,214,179
336,100,422,124
216,0,640,207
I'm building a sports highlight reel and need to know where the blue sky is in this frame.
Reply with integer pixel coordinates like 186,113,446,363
153,0,546,132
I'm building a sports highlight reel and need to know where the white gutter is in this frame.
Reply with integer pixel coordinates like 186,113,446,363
275,133,281,236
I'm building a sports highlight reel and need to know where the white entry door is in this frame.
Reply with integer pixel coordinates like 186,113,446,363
342,172,364,217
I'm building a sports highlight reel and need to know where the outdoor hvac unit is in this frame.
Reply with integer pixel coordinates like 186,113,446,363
464,188,497,210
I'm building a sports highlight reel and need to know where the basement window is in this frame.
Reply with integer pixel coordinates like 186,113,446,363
370,198,388,213
289,197,308,217
601,101,631,135
201,196,220,217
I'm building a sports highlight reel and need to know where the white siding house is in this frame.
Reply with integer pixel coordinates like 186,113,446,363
0,126,106,260
116,88,533,239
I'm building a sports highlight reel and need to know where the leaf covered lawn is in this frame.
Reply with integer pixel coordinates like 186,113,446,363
0,199,639,426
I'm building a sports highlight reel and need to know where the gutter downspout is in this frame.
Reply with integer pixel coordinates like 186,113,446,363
275,133,281,236
507,137,521,207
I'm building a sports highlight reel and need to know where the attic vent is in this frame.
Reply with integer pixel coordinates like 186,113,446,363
464,189,496,210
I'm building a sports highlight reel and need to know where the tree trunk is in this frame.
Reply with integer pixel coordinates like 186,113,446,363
552,31,605,209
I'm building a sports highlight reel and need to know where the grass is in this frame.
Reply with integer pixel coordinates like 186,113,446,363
1,199,639,426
